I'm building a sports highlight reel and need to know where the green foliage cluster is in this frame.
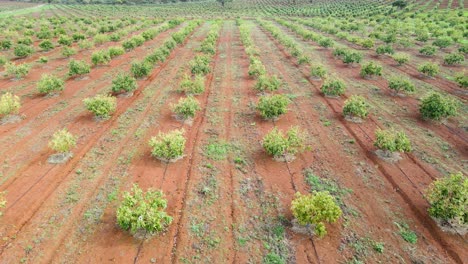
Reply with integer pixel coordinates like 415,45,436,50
14,44,34,58
131,60,152,78
254,74,281,93
392,53,409,65
387,76,415,94
180,74,205,95
190,55,211,75
112,73,137,94
83,94,117,119
426,172,467,226
171,96,201,119
117,184,172,234
343,95,369,119
310,65,327,79
321,78,346,96
0,92,21,117
149,129,186,161
374,129,411,153
38,74,65,95
291,191,342,238
5,62,31,79
443,53,464,66
68,59,91,77
419,92,458,121
49,129,76,153
257,94,290,120
262,127,307,158
418,62,439,77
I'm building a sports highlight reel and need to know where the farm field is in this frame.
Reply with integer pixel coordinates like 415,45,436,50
0,0,466,263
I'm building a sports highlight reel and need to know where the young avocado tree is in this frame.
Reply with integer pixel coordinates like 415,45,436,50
419,93,458,121
291,191,342,238
426,172,467,231
48,128,77,163
0,92,21,119
117,184,172,235
149,129,186,162
343,95,369,121
262,126,307,162
374,129,411,160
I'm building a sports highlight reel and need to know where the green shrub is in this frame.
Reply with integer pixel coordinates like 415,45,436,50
454,72,467,88
392,53,410,66
62,46,76,58
49,128,76,153
360,38,374,49
38,74,65,95
374,129,411,153
254,74,281,93
0,56,6,66
91,50,111,66
310,65,327,79
68,60,91,77
388,76,415,94
108,46,125,58
262,126,306,158
419,92,458,121
376,45,394,56
360,61,382,78
78,39,94,50
291,191,342,238
14,44,34,58
332,47,348,58
343,95,369,119
110,33,121,42
190,55,211,75
5,62,31,79
0,92,21,117
17,37,32,45
443,53,464,66
426,172,467,226
117,184,172,234
38,57,48,63
171,96,201,119
58,35,73,46
318,38,334,48
432,36,453,49
0,39,12,50
94,34,109,45
39,40,54,51
180,74,205,95
321,79,346,96
418,62,439,77
149,129,186,161
248,58,266,77
83,94,117,119
111,73,137,94
72,33,85,42
342,51,362,65
257,94,290,120
131,61,153,78
419,45,436,56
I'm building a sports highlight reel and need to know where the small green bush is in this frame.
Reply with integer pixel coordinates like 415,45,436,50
49,128,76,153
83,94,117,119
38,74,65,95
58,35,73,46
149,129,186,161
91,50,111,66
190,55,211,75
0,92,21,117
310,65,327,79
5,62,31,79
108,46,125,58
321,79,345,97
257,94,290,120
426,172,467,226
392,53,410,66
131,61,153,78
342,51,362,65
360,61,382,79
419,92,458,121
117,184,172,234
17,37,32,45
419,45,436,56
374,129,411,153
180,74,205,95
388,76,415,94
68,60,91,77
39,40,54,51
248,58,266,77
0,56,6,66
111,73,137,94
418,62,439,77
360,38,374,49
171,96,201,119
0,39,12,50
62,46,76,58
454,72,467,88
254,74,281,93
443,53,464,66
432,36,453,49
376,45,394,56
262,126,307,158
78,39,94,50
38,57,48,63
291,191,342,238
14,44,34,58
343,95,369,119
318,38,334,48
